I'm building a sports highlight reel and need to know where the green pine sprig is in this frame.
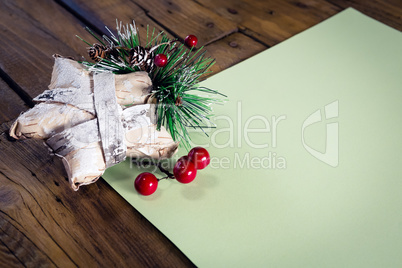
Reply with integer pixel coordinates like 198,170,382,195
78,21,226,148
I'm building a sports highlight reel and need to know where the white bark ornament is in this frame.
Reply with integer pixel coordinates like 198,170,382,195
10,56,178,190
9,21,225,191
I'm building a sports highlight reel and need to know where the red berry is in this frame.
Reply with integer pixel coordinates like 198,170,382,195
188,147,210,170
178,155,189,162
134,172,158,196
173,157,197,183
184,35,198,48
154,54,168,67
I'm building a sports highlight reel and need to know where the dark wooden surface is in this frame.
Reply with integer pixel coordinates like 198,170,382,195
0,0,401,267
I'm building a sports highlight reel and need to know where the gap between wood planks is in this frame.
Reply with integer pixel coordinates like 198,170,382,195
325,0,402,31
0,1,195,266
191,0,271,47
0,67,34,108
54,0,266,49
54,0,109,37
0,0,263,116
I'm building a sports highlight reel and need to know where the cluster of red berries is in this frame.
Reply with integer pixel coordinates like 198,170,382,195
154,34,198,68
134,147,210,196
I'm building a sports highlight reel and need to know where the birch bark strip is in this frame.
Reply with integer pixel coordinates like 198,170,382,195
93,72,126,167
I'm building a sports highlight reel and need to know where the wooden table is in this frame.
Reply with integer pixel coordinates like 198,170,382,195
0,0,401,266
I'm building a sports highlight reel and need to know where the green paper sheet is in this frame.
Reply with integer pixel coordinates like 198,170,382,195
103,8,402,267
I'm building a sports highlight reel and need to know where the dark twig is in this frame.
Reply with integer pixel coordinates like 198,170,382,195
156,162,175,179
132,158,175,180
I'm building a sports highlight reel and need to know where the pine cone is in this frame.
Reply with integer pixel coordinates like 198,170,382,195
88,43,107,62
107,47,120,59
129,46,155,72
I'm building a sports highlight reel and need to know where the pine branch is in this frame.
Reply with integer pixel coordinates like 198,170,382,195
76,20,227,148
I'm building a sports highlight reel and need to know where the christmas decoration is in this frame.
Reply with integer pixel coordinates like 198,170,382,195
154,53,168,67
188,147,210,169
79,23,225,147
184,34,198,48
88,43,107,61
10,56,178,190
9,20,223,191
173,157,197,183
135,172,159,196
133,147,210,195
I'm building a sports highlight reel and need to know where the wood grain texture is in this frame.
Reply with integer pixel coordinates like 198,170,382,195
195,0,341,46
206,32,267,75
60,0,268,76
59,0,238,45
132,0,238,45
0,0,401,267
0,121,195,267
0,0,93,98
0,79,28,125
0,0,194,266
57,0,174,41
326,0,402,31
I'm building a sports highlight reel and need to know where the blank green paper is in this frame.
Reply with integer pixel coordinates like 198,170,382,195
103,8,402,267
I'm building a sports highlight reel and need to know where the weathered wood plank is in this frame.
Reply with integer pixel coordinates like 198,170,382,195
0,122,195,267
206,32,267,76
132,0,238,45
57,0,174,41
326,0,402,31
0,0,194,266
195,0,341,46
59,0,239,46
0,0,94,98
0,78,28,124
0,207,57,267
1,0,401,267
56,0,268,75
